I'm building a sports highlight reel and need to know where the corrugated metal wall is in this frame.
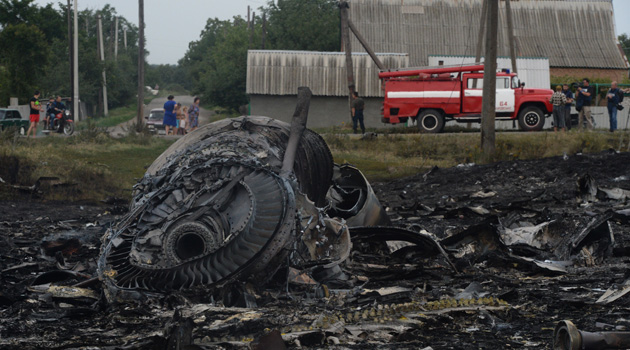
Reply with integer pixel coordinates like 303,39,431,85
246,50,409,97
349,0,627,69
428,55,551,89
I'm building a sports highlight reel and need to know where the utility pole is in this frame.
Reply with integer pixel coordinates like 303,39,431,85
505,0,518,74
250,12,255,49
262,13,266,49
348,19,384,70
136,0,145,132
339,1,355,120
67,0,73,114
73,0,79,120
114,16,119,61
481,0,498,159
97,15,108,116
247,6,251,48
123,27,127,50
473,0,488,88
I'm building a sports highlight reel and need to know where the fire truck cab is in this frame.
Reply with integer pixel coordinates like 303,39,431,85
379,64,554,133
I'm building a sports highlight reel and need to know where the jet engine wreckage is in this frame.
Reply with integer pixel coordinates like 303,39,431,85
98,87,449,300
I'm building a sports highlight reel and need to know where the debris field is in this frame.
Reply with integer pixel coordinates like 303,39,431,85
2,144,630,349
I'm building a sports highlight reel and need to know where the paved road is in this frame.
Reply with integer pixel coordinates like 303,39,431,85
109,95,214,137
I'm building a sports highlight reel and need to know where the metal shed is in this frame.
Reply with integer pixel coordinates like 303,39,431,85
246,50,409,97
349,0,628,70
428,55,551,89
247,50,409,128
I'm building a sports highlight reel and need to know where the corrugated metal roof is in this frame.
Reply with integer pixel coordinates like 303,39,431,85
349,0,628,69
246,50,409,96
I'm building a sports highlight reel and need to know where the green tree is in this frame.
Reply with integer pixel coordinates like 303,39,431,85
180,0,341,111
265,0,340,51
0,23,48,104
619,33,630,62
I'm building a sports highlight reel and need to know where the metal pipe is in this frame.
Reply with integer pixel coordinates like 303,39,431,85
554,320,630,350
280,87,312,177
379,65,485,79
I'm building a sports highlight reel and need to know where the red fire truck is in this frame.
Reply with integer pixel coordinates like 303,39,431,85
378,64,554,133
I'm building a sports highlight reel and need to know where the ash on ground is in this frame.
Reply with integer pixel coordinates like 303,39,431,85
2,151,630,349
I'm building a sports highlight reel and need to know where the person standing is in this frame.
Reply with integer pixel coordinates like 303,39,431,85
576,78,595,130
351,91,365,134
26,90,42,138
163,95,177,135
179,106,188,135
550,85,567,132
606,81,621,132
45,97,55,130
188,97,200,132
562,84,574,130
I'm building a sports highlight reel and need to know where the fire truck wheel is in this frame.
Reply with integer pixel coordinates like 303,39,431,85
417,109,445,133
517,106,545,131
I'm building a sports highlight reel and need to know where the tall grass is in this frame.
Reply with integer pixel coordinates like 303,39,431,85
0,128,173,201
324,131,630,181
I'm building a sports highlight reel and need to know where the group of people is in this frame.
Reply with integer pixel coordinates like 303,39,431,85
163,95,200,135
549,78,628,133
25,90,67,138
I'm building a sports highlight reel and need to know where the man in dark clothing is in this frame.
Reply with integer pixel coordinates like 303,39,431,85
576,78,595,130
562,84,573,130
52,96,66,133
45,97,55,130
351,91,365,134
26,91,42,138
606,81,621,132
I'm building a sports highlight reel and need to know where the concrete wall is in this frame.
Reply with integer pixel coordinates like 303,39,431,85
249,95,399,130
251,95,630,131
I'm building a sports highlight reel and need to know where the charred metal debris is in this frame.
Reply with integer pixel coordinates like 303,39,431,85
5,88,630,348
98,87,448,300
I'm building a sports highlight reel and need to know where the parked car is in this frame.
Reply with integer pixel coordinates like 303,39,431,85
145,108,165,134
0,108,29,135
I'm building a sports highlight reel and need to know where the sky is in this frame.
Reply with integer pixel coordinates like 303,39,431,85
31,0,630,65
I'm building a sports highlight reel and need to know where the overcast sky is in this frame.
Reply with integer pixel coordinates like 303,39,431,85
31,0,630,65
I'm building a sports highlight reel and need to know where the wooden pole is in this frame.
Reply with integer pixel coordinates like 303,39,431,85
72,0,79,120
136,0,145,132
97,15,108,116
251,12,255,49
67,0,73,110
505,0,518,74
262,13,266,49
473,0,488,89
481,0,498,159
124,28,127,50
96,15,103,116
339,1,355,120
247,6,251,49
348,19,385,70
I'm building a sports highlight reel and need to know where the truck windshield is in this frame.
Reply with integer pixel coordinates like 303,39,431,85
466,77,511,89
512,77,520,89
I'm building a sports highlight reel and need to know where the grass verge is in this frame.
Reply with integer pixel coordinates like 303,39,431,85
0,128,174,202
1,126,628,202
324,130,630,181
